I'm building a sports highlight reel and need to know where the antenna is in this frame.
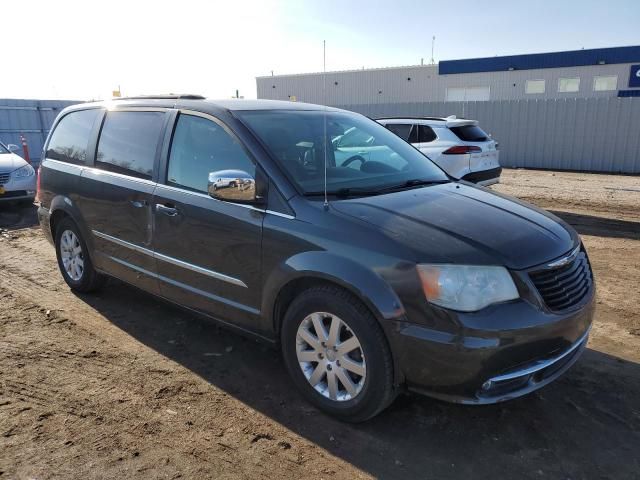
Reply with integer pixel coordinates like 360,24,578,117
323,39,329,210
462,88,466,118
431,36,436,65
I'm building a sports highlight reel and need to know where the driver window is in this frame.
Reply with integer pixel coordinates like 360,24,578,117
167,114,255,193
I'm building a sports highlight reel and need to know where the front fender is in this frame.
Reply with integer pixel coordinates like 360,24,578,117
262,250,405,331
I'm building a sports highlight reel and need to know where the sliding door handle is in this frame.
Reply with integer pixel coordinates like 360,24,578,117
156,203,179,217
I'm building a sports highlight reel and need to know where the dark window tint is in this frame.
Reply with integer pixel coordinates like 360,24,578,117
46,109,101,164
386,124,419,143
385,124,412,142
418,125,437,143
450,125,489,142
96,111,165,180
167,114,254,193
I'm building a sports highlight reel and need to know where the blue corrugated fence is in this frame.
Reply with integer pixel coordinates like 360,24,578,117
0,98,81,166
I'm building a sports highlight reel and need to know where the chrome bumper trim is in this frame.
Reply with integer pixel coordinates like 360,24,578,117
487,326,591,384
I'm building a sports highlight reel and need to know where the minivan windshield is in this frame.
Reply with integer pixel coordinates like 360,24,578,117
237,110,448,195
0,143,9,154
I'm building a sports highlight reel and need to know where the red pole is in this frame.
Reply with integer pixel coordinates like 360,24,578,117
20,134,31,165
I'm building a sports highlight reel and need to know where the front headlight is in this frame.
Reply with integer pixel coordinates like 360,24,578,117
13,164,35,178
417,264,519,312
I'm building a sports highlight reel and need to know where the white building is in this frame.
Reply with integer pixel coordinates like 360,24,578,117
257,46,640,105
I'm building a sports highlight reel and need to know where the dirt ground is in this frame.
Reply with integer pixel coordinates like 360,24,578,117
0,169,639,480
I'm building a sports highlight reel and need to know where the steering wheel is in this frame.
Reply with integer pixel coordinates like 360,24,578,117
342,155,366,168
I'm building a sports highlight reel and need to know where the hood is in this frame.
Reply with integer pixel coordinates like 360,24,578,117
0,153,28,173
331,183,578,270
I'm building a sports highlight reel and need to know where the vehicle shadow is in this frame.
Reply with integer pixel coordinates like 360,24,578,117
0,201,38,229
77,282,640,479
550,210,640,240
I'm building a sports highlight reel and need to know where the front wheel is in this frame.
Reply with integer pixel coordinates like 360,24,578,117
281,285,396,422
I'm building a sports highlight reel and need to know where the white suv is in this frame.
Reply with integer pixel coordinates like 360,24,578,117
376,116,501,186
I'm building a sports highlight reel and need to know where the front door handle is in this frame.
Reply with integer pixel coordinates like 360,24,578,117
156,203,179,217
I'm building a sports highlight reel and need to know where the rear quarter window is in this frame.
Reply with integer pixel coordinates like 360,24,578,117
449,125,489,142
95,111,165,180
46,109,101,164
385,124,418,143
418,125,437,143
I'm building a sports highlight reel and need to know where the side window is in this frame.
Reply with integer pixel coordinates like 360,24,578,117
167,114,255,193
96,111,165,180
407,125,418,143
593,75,617,91
385,124,412,142
418,125,437,143
525,79,546,94
46,109,101,165
558,77,580,93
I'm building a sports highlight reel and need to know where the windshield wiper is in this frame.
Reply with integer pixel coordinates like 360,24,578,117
304,179,449,198
391,178,449,189
364,178,450,195
333,187,381,198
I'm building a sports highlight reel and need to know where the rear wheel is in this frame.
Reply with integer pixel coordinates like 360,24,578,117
281,285,396,422
54,217,105,292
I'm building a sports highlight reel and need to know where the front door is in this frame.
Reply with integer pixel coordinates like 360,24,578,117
152,112,264,331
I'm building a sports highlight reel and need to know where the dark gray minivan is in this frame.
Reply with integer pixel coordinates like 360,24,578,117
37,96,595,421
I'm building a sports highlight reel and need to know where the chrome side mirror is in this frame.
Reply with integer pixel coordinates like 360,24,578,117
207,169,257,203
7,144,19,152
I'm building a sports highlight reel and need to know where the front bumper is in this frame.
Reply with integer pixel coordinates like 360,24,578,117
0,190,36,202
0,174,37,202
390,285,595,404
475,326,589,403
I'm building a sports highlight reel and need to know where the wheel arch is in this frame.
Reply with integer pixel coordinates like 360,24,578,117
48,196,96,260
264,251,405,336
267,251,407,389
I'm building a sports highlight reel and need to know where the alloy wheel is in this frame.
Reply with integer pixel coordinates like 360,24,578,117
296,312,366,401
60,230,84,281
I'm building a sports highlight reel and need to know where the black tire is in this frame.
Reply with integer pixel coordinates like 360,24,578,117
54,217,105,293
281,285,396,422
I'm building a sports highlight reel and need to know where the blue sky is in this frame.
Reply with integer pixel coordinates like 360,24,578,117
284,0,640,71
4,0,639,100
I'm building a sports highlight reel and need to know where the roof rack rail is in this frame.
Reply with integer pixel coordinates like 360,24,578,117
113,94,206,100
375,116,447,121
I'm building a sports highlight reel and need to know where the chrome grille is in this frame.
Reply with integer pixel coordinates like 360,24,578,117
0,172,10,185
529,249,593,311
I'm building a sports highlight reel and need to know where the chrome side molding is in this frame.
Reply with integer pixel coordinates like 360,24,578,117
105,255,259,315
92,230,248,288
